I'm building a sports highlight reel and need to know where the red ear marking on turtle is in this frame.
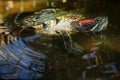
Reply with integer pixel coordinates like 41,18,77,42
79,19,95,25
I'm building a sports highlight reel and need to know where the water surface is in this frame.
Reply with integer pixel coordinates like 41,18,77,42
0,0,120,80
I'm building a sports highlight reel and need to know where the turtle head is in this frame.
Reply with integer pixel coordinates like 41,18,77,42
75,16,108,32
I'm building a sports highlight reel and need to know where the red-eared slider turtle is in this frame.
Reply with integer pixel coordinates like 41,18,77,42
14,9,108,35
13,8,108,54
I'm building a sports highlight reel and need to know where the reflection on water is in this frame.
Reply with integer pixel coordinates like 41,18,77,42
0,0,120,80
0,27,45,79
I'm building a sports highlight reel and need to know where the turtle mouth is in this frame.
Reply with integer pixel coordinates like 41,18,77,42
76,16,108,32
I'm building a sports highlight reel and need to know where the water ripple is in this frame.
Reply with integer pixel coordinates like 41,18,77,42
0,26,45,79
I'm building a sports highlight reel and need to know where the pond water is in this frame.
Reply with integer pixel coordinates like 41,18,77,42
0,0,120,80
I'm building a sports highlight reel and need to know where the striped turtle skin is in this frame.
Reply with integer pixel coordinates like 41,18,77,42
75,16,108,32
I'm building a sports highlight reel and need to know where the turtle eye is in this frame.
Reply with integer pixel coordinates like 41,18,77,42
96,17,102,22
42,23,48,28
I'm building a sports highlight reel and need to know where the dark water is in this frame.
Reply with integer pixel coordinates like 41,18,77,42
0,0,120,80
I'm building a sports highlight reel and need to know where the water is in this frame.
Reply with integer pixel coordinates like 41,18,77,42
0,0,120,80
